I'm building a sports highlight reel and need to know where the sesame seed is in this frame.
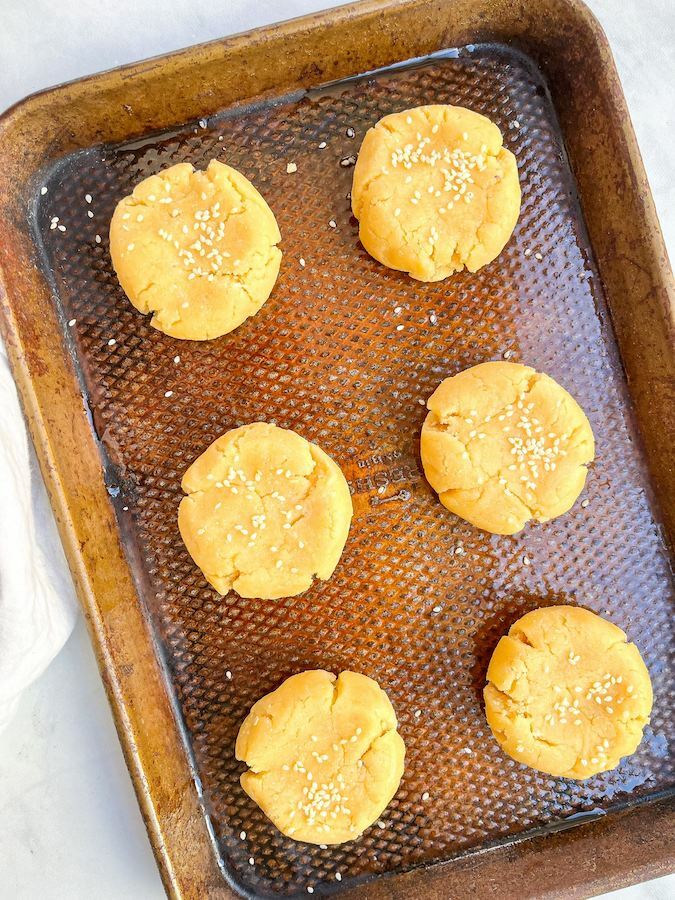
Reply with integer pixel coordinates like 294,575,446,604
318,141,327,149
226,671,232,680
299,257,306,267
377,820,386,829
164,390,173,398
396,324,404,331
107,338,116,346
40,186,48,195
581,499,590,508
95,234,101,243
329,219,336,228
248,857,254,865
421,791,430,801
286,162,298,174
523,555,530,566
307,888,314,894
68,318,76,327
336,873,343,881
535,252,543,261
57,224,66,232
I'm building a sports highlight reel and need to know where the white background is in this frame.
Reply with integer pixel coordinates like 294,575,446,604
1,2,674,898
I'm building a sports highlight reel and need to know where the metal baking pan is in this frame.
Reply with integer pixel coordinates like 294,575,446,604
0,1,673,897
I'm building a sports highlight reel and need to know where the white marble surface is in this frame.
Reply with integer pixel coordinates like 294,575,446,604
1,2,673,898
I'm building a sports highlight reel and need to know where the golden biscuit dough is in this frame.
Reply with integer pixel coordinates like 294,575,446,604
351,105,520,281
236,670,405,843
178,423,353,599
110,160,281,340
420,361,595,534
484,606,653,779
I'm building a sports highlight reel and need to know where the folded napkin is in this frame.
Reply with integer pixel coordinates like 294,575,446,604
0,343,78,732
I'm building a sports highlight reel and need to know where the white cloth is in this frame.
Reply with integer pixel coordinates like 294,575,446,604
0,344,78,731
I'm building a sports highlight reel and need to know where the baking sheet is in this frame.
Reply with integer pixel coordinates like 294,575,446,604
31,44,674,896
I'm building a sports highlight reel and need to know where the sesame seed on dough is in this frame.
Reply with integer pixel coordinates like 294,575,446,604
235,670,405,845
178,422,352,600
109,160,281,340
351,104,521,281
485,605,653,779
420,361,595,535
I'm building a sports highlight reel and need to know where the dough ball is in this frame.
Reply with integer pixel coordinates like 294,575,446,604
236,670,405,843
420,361,595,534
178,423,353,599
109,160,281,340
484,606,653,778
351,105,520,281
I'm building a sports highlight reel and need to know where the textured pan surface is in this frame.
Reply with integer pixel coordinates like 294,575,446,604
35,46,674,897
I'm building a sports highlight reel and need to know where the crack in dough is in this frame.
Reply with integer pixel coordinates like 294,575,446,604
420,361,595,534
178,422,353,599
110,159,281,340
235,670,405,844
484,606,653,779
351,104,521,281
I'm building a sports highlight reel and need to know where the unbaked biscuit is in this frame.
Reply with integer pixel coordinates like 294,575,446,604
110,160,281,340
484,606,653,778
351,105,520,281
420,361,595,534
236,670,405,843
178,422,353,599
